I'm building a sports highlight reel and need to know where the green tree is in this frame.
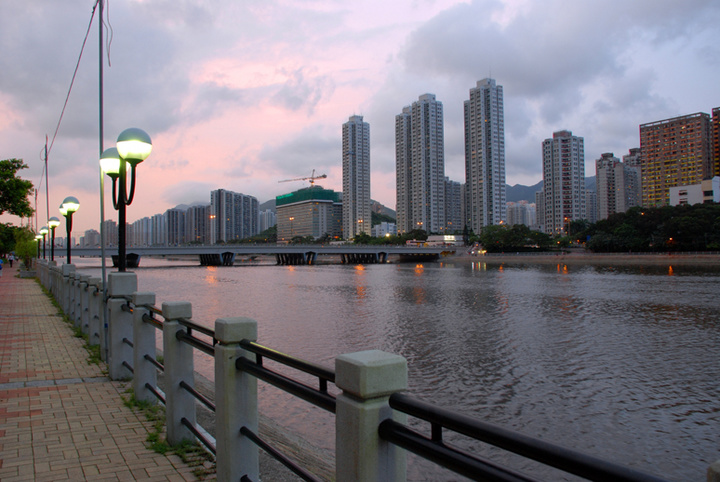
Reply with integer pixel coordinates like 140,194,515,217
13,226,37,268
0,159,34,218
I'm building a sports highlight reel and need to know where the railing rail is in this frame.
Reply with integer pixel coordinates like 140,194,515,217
383,392,667,482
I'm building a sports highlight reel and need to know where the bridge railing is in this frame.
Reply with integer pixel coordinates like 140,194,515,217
37,260,709,482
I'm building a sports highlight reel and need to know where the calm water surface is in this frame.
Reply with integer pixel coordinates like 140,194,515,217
78,258,720,481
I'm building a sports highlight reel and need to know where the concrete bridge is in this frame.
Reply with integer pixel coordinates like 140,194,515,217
71,244,458,266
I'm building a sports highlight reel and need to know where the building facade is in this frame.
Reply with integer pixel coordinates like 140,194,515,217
444,177,462,233
506,201,536,228
342,115,371,239
464,78,506,232
640,112,713,206
542,130,585,235
276,187,342,241
595,151,641,221
210,189,259,243
669,176,720,205
395,94,445,234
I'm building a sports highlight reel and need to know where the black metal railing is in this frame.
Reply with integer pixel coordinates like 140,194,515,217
381,393,667,482
237,340,336,413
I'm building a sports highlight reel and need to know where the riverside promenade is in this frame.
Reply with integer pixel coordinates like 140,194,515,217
0,264,200,481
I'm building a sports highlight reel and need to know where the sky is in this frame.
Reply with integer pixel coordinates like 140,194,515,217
1,0,719,235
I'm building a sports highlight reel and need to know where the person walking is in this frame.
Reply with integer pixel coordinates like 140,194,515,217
8,253,14,267
0,257,4,277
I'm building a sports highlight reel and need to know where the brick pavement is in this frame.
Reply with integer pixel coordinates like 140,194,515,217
0,264,201,481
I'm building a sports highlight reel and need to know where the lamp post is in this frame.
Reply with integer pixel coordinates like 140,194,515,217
100,128,152,272
289,216,295,240
48,217,60,261
35,234,42,259
60,196,80,264
39,226,49,259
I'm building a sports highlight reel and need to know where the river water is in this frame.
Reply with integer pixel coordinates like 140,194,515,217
76,257,720,481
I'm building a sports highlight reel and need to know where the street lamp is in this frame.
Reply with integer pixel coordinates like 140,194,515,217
100,128,152,272
48,217,61,261
39,226,49,259
289,216,295,239
60,196,80,264
35,233,42,259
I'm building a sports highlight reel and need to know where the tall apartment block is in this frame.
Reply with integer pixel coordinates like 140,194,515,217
342,115,371,239
713,107,720,176
186,205,210,244
464,78,506,233
395,94,445,234
639,112,713,206
210,189,259,243
444,178,462,233
542,130,585,235
595,150,642,220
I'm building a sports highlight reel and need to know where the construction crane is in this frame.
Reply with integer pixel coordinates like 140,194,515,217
278,169,327,187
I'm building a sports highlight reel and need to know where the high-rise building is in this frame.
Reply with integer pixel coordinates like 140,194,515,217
464,78,506,233
506,201,536,227
165,208,186,246
444,177,462,233
276,186,342,241
395,94,445,234
542,130,585,235
640,112,713,206
210,189,259,243
712,107,720,176
258,210,277,233
186,205,210,244
342,115,371,239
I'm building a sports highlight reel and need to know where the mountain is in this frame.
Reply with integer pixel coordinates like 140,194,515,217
506,176,596,203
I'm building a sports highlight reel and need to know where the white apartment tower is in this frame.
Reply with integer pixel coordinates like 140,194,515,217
395,94,445,234
342,115,371,239
210,189,259,244
542,130,585,234
464,78,506,233
595,150,642,221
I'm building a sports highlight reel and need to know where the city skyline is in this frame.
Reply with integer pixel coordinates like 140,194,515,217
1,1,718,235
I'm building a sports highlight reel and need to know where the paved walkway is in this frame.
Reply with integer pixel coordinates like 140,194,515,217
0,264,200,481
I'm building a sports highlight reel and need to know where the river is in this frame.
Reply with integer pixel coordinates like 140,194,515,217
76,257,720,481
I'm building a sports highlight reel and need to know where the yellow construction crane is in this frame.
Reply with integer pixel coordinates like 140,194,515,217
278,169,327,187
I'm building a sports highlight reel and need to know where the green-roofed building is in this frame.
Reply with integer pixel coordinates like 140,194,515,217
276,186,343,241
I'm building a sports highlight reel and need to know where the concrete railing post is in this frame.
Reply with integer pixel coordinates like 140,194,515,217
709,460,720,482
214,317,259,482
79,274,90,334
162,301,196,445
107,272,137,380
132,292,158,404
87,277,102,347
335,350,408,482
60,264,75,315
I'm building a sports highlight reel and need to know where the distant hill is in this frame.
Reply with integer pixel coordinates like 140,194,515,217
506,176,596,203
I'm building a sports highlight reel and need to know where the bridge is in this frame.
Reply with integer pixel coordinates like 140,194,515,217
71,244,458,266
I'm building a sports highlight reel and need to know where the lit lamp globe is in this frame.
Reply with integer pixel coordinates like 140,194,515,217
39,226,49,236
99,147,123,178
61,196,80,216
48,217,61,230
116,128,152,165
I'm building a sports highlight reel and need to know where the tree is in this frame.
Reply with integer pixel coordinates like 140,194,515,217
13,226,37,269
0,159,34,218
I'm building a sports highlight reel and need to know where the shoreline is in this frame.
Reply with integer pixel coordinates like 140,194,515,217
443,251,720,267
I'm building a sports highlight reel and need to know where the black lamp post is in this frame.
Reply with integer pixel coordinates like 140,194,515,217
60,196,80,264
48,217,60,261
39,226,48,259
100,128,152,272
35,234,42,259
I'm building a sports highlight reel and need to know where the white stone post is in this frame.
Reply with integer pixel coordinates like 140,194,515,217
60,264,75,315
162,301,197,445
79,274,90,334
335,350,408,482
107,272,137,380
709,460,720,482
214,317,259,482
132,292,158,404
87,277,102,347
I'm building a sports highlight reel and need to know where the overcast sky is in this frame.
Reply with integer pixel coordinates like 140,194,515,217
1,0,718,235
